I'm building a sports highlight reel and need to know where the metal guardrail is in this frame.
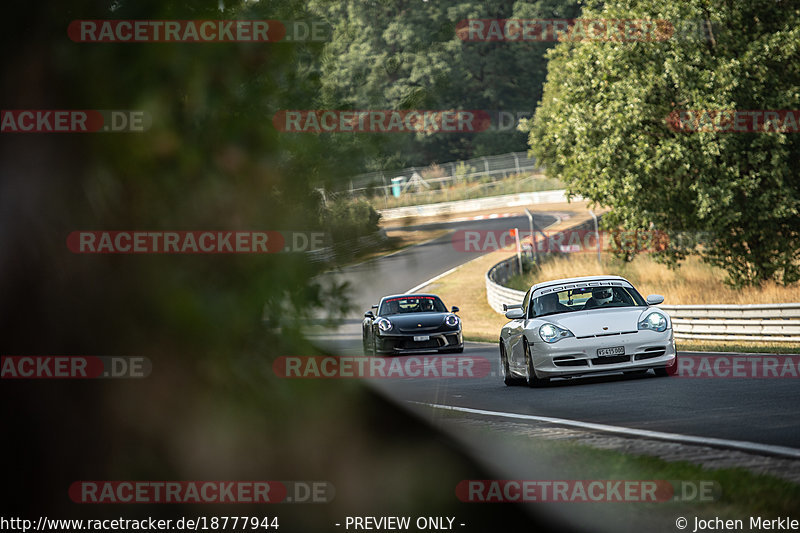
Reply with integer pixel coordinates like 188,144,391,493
661,304,800,343
485,225,800,343
486,256,526,314
486,269,800,343
380,190,570,220
485,217,600,313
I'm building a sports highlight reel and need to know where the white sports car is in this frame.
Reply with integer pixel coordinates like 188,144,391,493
499,275,677,387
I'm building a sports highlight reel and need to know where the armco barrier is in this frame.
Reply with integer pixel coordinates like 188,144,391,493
485,216,601,313
661,304,800,343
486,257,527,314
485,229,800,343
379,189,572,220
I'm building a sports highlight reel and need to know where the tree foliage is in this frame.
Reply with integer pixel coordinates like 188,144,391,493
525,0,800,286
309,0,582,169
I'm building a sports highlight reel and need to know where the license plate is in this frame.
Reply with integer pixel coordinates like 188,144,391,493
597,346,625,357
413,335,430,342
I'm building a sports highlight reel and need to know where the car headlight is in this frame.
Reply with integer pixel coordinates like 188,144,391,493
445,314,459,327
376,318,393,332
639,311,668,332
539,323,574,343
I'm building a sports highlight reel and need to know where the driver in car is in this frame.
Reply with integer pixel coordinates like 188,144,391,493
535,292,570,316
584,287,614,309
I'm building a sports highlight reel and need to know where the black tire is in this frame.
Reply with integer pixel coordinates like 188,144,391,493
524,339,549,388
500,343,521,386
654,355,678,377
363,333,373,354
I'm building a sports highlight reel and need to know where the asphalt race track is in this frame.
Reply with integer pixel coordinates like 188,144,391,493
310,212,800,451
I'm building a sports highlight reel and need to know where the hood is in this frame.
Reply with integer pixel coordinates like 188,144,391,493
544,307,652,337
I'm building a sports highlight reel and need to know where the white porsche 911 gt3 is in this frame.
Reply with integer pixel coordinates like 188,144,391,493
499,275,677,387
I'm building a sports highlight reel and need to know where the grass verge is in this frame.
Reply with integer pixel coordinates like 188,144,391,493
506,252,800,305
442,413,800,518
366,172,563,210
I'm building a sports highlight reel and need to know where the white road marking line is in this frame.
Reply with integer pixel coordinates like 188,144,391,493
406,264,464,293
406,214,560,294
449,213,515,223
410,401,800,460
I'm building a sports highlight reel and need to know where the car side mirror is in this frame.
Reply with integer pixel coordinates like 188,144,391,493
364,311,374,318
505,309,525,320
646,294,665,305
451,306,459,313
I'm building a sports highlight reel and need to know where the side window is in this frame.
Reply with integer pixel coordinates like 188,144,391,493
522,289,532,318
557,291,569,306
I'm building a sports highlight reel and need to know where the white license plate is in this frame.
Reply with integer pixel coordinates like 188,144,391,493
597,346,625,357
413,335,430,342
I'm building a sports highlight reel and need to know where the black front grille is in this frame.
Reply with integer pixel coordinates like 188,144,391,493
399,339,441,349
591,355,631,365
398,326,441,333
576,330,637,340
635,349,665,360
554,359,588,367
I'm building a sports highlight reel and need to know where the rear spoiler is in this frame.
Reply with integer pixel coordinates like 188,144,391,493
502,303,522,311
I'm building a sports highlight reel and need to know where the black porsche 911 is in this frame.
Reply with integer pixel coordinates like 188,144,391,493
362,294,463,355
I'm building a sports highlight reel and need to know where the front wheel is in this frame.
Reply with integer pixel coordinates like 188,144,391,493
362,333,373,354
524,340,549,388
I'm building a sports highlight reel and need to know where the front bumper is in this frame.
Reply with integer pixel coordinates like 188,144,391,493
375,331,463,354
529,329,676,378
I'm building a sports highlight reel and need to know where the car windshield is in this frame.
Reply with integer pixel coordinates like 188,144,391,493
379,296,447,315
530,285,646,318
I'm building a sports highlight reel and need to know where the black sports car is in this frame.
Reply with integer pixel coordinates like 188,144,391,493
362,294,463,355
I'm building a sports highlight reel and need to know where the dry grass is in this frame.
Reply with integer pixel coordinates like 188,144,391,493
417,204,600,342
675,339,800,354
512,253,800,305
421,252,511,343
414,203,799,350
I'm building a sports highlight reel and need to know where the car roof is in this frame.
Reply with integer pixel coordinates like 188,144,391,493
529,275,632,293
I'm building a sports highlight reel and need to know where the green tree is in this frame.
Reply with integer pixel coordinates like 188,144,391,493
525,0,800,286
309,0,582,169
